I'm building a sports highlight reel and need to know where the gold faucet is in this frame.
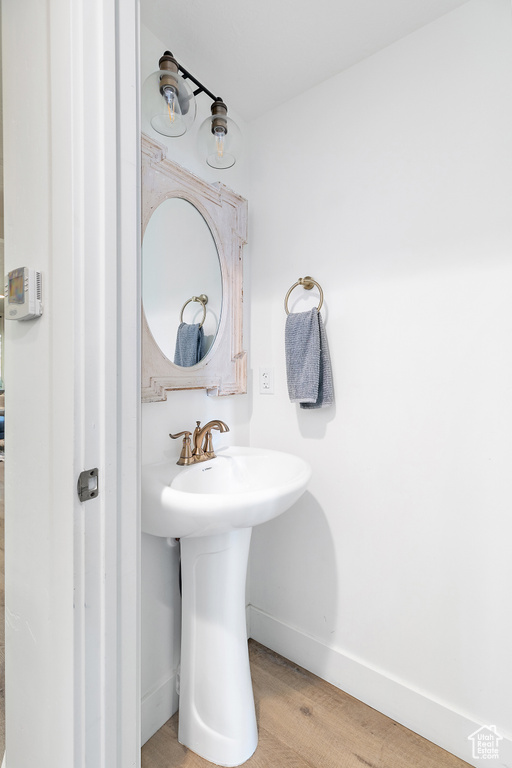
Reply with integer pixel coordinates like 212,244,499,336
170,420,229,465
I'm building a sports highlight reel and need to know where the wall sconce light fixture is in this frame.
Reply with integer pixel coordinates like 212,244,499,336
143,51,242,169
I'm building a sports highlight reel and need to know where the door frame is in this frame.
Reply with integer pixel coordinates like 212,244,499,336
1,1,140,766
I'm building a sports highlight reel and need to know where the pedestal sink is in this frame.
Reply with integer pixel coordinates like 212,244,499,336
141,446,311,766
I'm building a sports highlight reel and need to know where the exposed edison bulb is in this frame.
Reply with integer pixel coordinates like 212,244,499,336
213,126,226,160
163,86,178,126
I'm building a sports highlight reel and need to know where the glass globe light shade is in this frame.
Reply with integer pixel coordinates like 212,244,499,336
198,110,242,169
142,69,197,138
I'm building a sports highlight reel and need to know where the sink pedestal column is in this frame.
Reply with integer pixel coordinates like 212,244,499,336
179,528,258,767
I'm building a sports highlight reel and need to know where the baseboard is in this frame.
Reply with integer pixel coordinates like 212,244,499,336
247,605,512,768
141,672,179,746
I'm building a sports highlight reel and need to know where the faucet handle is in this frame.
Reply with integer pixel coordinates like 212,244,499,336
203,430,214,457
169,430,194,466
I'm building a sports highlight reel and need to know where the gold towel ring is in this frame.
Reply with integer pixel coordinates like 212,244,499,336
180,294,208,327
284,276,323,315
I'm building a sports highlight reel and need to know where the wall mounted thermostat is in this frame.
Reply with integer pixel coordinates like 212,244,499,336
5,267,43,320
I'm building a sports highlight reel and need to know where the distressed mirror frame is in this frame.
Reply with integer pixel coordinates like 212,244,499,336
141,134,247,402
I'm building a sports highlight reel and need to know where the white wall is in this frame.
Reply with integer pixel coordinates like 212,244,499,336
140,23,253,742
247,1,512,765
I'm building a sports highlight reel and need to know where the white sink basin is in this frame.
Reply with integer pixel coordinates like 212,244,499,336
142,445,311,767
141,445,312,539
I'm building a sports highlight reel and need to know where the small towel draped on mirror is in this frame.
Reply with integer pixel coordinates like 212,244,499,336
285,308,334,408
174,322,204,367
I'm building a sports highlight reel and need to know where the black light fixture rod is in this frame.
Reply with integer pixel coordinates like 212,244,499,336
178,64,219,103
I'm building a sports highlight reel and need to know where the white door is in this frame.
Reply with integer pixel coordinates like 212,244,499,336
2,1,140,766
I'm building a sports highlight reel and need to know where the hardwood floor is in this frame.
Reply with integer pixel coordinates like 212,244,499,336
142,639,471,768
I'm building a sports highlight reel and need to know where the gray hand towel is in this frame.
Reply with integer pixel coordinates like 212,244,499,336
285,308,334,409
174,322,204,367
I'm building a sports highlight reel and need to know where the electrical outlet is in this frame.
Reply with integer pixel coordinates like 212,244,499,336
259,367,274,394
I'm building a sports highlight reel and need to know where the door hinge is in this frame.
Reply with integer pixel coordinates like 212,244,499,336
77,468,99,502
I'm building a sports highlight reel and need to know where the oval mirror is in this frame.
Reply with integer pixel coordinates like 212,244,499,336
142,197,222,366
141,134,247,400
